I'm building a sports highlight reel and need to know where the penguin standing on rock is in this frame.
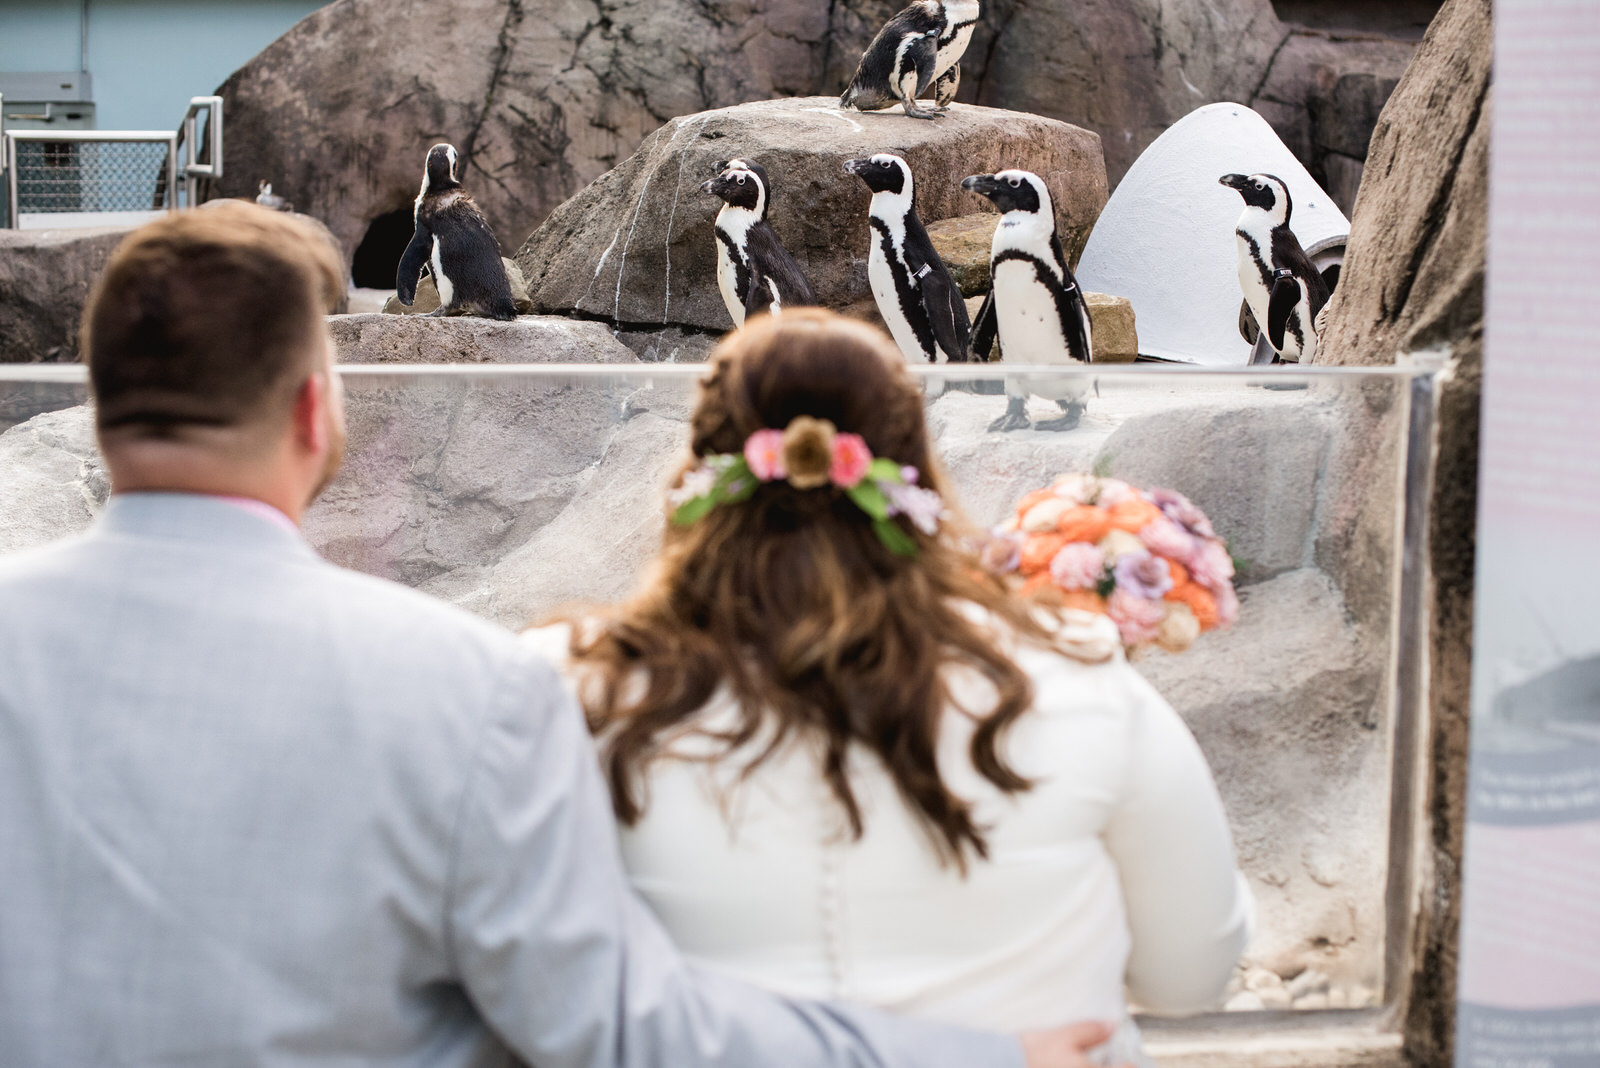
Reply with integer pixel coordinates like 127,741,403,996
962,169,1093,432
846,154,969,366
397,143,516,321
1220,172,1330,363
700,159,817,328
255,181,293,212
840,0,981,120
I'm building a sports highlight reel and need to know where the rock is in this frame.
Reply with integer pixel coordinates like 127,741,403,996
348,287,396,314
487,407,691,628
1093,392,1337,584
1294,992,1331,1011
927,213,1001,297
1085,293,1138,363
1312,2,1490,1059
329,313,636,365
0,226,132,363
1224,991,1266,1012
381,258,533,316
214,0,890,269
961,289,1138,364
614,327,720,365
1135,569,1389,990
0,407,107,555
514,99,1106,333
211,0,1419,277
1251,37,1414,216
1287,968,1332,1000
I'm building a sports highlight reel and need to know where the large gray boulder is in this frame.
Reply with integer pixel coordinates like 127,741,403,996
0,226,132,363
329,313,636,365
514,98,1107,333
0,407,107,555
215,0,861,266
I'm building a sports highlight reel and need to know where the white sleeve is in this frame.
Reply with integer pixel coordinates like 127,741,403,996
1103,666,1254,1014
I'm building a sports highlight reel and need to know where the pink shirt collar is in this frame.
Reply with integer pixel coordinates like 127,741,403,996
209,495,301,535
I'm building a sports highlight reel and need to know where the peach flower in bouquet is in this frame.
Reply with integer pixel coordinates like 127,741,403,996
987,474,1239,654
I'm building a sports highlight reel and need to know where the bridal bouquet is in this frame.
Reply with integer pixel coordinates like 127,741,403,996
983,474,1239,654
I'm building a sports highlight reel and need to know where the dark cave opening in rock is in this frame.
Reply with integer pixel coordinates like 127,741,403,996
351,208,417,289
1271,0,1443,41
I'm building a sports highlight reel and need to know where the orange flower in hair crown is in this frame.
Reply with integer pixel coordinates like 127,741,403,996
981,473,1240,654
668,417,946,556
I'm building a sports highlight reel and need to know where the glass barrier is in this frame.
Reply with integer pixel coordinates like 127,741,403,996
0,362,1435,1054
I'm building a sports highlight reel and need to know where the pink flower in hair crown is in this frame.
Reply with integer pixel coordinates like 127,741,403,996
830,433,873,488
669,416,944,558
744,429,787,481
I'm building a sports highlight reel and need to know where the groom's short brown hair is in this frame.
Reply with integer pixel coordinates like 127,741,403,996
83,201,345,435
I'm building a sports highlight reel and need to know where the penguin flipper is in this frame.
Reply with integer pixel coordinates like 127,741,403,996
1238,299,1260,345
917,264,969,363
899,34,941,118
971,289,998,362
396,224,433,306
932,64,960,108
744,274,776,320
1267,272,1299,353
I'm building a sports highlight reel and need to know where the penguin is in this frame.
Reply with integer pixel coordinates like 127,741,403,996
1219,173,1331,363
699,159,817,328
397,143,516,321
962,169,1093,432
840,0,981,120
845,154,969,366
255,181,292,212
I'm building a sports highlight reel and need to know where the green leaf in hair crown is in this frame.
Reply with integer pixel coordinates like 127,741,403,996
666,417,948,558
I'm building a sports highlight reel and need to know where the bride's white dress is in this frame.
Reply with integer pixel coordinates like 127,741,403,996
526,610,1252,1065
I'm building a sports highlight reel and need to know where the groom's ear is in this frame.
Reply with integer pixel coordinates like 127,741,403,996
290,371,331,455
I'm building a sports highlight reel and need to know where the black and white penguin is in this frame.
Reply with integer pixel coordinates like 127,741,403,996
840,0,981,120
255,181,293,212
962,169,1093,432
845,153,970,366
1219,172,1330,363
699,158,817,328
397,143,516,321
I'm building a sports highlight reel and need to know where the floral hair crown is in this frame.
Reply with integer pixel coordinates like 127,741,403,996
668,415,947,557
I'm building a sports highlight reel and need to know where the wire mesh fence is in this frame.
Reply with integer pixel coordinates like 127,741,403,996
11,138,171,214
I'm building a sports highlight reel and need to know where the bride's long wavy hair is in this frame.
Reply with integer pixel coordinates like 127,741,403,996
564,309,1075,867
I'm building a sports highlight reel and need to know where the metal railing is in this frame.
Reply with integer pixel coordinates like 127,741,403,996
3,95,222,229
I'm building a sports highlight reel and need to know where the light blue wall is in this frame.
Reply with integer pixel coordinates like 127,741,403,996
0,0,326,130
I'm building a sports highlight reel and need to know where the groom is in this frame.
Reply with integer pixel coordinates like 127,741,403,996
0,202,1119,1067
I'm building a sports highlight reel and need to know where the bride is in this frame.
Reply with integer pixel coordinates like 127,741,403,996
526,309,1253,1066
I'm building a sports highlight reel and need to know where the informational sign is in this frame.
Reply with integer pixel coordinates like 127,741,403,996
1456,2,1600,1066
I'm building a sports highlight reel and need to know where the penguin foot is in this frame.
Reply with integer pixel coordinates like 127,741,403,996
900,100,942,120
987,397,1033,433
425,306,452,318
1033,403,1086,433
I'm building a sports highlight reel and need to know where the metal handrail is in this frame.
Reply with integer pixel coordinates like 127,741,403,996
176,95,223,207
3,95,220,228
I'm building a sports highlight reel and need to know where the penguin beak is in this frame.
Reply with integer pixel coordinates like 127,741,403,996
700,176,726,197
843,158,868,177
961,174,999,197
1219,173,1249,190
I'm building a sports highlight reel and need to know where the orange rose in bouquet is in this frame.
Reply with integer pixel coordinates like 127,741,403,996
986,474,1239,654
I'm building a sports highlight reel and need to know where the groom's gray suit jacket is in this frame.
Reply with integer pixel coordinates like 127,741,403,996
0,494,1018,1068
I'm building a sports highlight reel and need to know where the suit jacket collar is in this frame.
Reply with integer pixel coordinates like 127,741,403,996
96,492,318,561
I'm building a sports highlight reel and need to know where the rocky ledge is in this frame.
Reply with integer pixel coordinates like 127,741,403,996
514,98,1108,334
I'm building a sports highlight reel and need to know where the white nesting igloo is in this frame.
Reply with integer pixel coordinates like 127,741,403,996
1076,103,1350,366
